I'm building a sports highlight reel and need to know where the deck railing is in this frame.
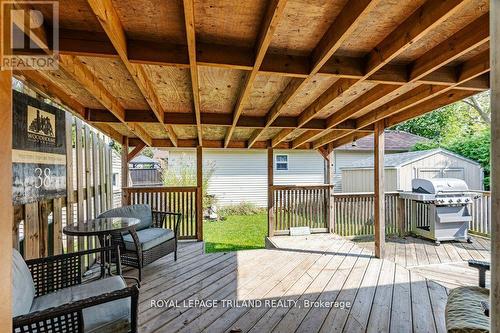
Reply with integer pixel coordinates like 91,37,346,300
470,191,491,236
270,185,332,235
332,192,400,236
122,186,199,239
332,191,491,238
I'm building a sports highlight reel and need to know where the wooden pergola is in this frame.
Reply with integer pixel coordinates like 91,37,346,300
1,0,500,330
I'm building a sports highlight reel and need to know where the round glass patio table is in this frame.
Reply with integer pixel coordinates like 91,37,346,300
64,217,141,278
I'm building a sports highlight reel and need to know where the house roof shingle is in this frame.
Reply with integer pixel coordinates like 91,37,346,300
335,130,429,151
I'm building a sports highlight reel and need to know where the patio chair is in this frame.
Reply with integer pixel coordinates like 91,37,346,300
445,259,490,333
98,204,181,281
12,246,139,333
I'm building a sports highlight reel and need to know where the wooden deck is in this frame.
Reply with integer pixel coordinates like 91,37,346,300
352,235,491,289
135,233,489,333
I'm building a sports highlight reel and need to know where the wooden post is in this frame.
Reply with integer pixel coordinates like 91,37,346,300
0,65,13,331
323,153,333,233
397,196,406,237
121,136,129,206
65,113,75,252
268,148,274,237
374,120,385,258
490,2,499,330
196,146,203,241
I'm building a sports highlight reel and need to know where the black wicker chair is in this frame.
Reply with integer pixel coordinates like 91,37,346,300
12,246,139,333
98,204,182,281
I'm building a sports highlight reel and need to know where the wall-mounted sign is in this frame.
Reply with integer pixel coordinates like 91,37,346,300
12,91,66,205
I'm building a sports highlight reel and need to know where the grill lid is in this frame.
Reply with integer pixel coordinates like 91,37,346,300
411,178,469,194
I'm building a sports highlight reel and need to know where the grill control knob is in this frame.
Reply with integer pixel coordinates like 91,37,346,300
449,199,453,203
457,199,461,203
465,198,470,202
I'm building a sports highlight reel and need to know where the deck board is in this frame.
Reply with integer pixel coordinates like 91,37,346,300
137,234,489,333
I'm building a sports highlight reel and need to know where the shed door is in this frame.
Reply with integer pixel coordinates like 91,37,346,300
442,168,465,180
417,168,442,179
416,168,465,180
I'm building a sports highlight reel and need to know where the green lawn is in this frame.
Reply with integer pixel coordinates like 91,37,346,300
204,213,267,253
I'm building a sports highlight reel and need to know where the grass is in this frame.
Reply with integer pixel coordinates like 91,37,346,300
204,213,267,253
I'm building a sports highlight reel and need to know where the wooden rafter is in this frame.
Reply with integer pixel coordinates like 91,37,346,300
86,0,178,146
249,0,379,148
271,0,469,148
409,14,489,81
17,70,86,118
291,83,401,148
329,88,478,150
364,0,468,77
310,14,490,150
59,55,152,146
16,70,124,143
127,142,146,161
224,0,288,147
312,40,490,149
182,0,202,145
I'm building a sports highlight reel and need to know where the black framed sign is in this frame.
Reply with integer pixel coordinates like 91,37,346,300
12,91,67,205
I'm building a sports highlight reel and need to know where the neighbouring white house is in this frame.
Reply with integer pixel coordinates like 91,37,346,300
332,130,429,191
166,149,327,207
341,148,484,192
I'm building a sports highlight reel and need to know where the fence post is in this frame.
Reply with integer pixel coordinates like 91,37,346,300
397,195,405,237
268,148,274,237
196,146,203,241
121,137,129,206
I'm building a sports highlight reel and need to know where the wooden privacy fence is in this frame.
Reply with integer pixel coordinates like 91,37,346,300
129,168,163,186
122,186,199,240
270,185,332,235
13,114,114,262
332,191,492,237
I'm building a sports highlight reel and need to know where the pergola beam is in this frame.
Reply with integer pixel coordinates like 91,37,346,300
128,138,310,150
58,55,152,146
183,0,203,145
54,30,490,91
86,0,178,146
86,109,375,132
248,0,378,148
224,0,288,147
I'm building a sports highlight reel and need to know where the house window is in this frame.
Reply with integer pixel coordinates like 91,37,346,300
276,154,288,171
112,173,118,186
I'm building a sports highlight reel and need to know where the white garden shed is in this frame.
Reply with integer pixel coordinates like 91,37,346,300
341,148,484,192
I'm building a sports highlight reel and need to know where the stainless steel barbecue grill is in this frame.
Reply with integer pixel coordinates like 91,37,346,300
399,178,473,245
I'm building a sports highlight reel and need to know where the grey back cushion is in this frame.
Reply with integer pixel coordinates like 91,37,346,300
12,249,36,317
98,204,152,231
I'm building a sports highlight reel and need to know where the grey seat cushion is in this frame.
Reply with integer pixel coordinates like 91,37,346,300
98,204,153,231
12,249,36,317
123,227,175,251
30,276,130,333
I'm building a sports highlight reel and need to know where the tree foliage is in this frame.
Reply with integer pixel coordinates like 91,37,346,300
393,91,491,189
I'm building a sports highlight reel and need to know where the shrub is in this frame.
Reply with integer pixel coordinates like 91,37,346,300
161,153,216,208
217,202,266,217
